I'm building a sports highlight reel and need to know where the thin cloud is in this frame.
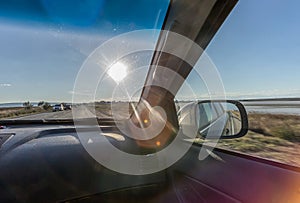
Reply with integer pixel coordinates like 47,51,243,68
0,83,12,87
68,90,93,96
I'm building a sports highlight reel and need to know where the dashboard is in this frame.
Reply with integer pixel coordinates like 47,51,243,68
0,124,167,202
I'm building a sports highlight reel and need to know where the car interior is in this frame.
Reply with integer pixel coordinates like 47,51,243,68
0,0,300,202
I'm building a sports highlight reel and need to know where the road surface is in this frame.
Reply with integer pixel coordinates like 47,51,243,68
13,105,129,120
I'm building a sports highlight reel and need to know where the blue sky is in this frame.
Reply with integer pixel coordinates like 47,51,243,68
0,0,299,103
206,0,300,98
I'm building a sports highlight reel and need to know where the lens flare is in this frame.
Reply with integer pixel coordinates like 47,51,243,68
108,62,128,83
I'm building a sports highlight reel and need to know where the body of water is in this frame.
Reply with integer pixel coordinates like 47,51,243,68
0,103,26,108
244,105,300,115
177,101,300,116
241,101,300,115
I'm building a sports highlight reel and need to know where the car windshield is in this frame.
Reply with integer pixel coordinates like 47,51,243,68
0,0,170,120
1,0,300,169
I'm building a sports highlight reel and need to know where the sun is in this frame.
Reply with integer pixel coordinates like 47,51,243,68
107,62,128,83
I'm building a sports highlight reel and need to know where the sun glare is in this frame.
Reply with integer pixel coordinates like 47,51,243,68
107,62,128,83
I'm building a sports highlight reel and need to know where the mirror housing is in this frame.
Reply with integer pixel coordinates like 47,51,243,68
178,100,248,139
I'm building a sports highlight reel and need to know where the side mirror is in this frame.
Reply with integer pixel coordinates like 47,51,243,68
178,100,248,139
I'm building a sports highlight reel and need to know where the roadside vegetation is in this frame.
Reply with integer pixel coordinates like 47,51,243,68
213,113,300,167
0,101,53,119
247,113,300,142
37,101,52,110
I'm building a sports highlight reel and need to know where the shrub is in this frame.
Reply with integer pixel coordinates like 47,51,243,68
23,101,33,110
38,101,45,107
42,102,52,110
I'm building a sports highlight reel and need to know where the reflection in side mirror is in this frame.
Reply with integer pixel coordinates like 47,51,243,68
178,100,248,139
196,100,248,139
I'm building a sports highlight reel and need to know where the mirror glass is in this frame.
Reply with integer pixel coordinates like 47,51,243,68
197,101,242,138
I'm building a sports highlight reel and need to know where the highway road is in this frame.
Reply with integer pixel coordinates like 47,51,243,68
13,105,129,120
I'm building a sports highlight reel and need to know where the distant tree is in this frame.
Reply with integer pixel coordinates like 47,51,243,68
42,102,52,110
37,101,51,110
23,101,33,110
38,101,45,107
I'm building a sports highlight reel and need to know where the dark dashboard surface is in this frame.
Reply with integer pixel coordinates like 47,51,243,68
0,124,167,202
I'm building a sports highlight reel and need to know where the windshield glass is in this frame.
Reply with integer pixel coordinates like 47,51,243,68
189,0,300,168
0,0,169,120
1,0,300,169
2,2,300,202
